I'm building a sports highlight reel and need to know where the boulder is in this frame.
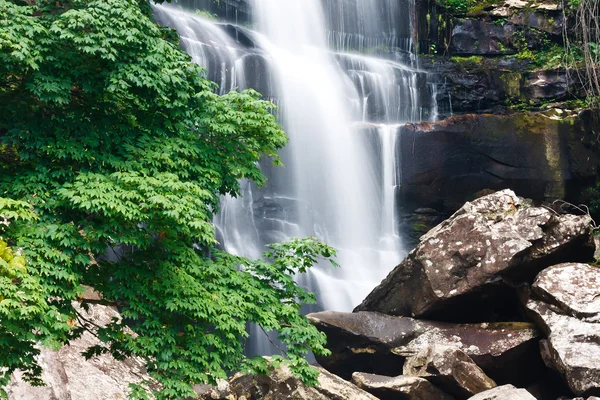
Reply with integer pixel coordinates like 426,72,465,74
352,372,455,400
307,311,541,386
530,263,600,322
466,384,536,400
403,345,496,399
525,263,600,396
219,364,379,400
356,190,594,321
6,304,150,400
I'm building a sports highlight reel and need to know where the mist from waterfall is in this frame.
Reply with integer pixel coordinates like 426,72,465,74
152,0,437,355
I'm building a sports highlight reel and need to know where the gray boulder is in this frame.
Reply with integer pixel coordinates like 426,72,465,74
6,303,150,400
403,345,496,399
531,263,600,322
352,372,455,400
307,311,540,386
525,263,600,396
467,384,536,400
356,190,594,322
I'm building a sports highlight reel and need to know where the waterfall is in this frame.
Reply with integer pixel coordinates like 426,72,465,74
153,0,436,354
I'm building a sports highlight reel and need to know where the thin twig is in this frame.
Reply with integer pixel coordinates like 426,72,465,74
259,326,288,357
551,199,598,228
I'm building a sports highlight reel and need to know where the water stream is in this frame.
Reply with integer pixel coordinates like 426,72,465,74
153,0,437,355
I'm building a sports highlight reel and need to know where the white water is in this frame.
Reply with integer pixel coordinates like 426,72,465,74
153,0,437,354
251,0,390,312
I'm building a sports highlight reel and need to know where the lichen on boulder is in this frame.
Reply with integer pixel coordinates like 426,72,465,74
356,189,594,321
525,263,600,396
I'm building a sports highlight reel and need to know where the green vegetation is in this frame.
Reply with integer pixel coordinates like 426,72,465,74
449,55,485,73
0,0,336,399
437,0,497,14
564,0,600,106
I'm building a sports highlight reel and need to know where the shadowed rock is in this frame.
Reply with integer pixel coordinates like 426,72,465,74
352,372,455,400
356,190,594,322
394,112,600,233
307,311,541,385
525,263,600,396
403,345,496,399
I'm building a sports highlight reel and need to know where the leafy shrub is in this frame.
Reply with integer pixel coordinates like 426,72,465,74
0,0,336,398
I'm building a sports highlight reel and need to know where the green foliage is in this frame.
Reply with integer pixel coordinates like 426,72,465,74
0,200,61,399
569,0,583,8
563,0,600,106
0,0,335,398
437,0,496,14
449,55,485,73
438,0,470,13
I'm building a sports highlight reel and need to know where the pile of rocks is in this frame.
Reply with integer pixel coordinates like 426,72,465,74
208,190,599,400
8,190,599,400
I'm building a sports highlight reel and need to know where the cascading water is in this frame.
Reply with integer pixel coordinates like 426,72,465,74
153,0,437,354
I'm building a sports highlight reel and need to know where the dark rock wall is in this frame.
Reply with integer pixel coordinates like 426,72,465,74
396,111,600,245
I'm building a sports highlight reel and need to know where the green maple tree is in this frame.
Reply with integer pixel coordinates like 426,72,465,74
0,0,335,398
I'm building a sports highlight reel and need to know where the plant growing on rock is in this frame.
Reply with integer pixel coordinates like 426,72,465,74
0,0,335,398
563,0,600,106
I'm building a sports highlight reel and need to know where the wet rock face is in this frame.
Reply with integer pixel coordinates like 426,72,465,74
396,113,599,216
451,19,516,56
467,384,537,400
6,304,149,400
357,190,594,321
416,0,575,118
421,56,574,117
403,345,496,399
352,372,455,400
170,0,252,24
525,263,600,396
307,311,541,385
449,8,564,57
